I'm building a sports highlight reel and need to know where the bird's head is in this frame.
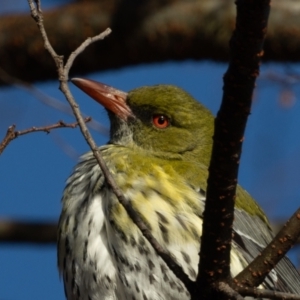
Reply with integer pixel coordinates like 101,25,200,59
72,78,213,164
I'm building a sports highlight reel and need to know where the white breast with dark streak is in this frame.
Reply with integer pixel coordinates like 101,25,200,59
58,153,116,300
58,150,251,300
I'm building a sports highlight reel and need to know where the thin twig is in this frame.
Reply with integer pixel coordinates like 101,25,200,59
0,118,91,156
64,29,112,75
0,125,16,155
27,0,193,291
0,67,108,135
15,118,91,135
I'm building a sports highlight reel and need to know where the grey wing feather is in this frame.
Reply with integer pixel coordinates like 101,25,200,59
233,208,300,294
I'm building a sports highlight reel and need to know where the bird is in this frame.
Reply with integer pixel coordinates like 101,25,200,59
57,78,300,300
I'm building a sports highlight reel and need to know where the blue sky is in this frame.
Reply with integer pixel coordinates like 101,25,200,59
1,1,300,299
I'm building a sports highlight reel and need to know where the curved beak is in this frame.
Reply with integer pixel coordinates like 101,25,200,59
71,78,133,120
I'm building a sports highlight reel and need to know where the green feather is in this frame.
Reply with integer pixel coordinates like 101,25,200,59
108,84,269,225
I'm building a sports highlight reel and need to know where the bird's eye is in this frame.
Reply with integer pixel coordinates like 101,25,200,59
152,114,170,129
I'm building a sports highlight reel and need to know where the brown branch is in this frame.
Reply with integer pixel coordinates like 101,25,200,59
0,118,91,155
1,0,300,85
214,282,244,300
0,125,16,155
196,0,271,299
27,0,193,292
234,207,300,288
1,217,299,246
0,219,56,244
236,285,300,300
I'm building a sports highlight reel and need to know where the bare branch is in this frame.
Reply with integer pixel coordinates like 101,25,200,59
0,67,108,135
0,125,16,155
236,285,300,300
0,118,91,156
2,1,300,85
214,282,244,300
234,207,300,288
0,219,56,244
27,0,193,291
64,29,112,75
197,0,271,298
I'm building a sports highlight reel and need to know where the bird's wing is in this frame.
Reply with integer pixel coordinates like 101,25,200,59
233,207,300,294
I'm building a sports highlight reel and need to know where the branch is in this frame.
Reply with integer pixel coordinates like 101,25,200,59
0,67,108,135
236,285,300,300
0,219,56,244
0,118,91,155
2,218,299,248
196,0,270,298
214,282,244,300
1,0,300,85
27,0,193,291
234,207,300,287
0,125,15,155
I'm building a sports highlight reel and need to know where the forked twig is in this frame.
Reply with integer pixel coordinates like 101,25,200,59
0,118,91,155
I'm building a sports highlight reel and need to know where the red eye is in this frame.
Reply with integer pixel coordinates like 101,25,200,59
152,114,170,129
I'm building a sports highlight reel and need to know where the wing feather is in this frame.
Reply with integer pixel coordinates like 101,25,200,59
233,208,300,294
